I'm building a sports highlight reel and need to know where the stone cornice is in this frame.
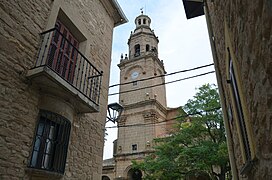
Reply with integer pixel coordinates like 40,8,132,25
114,150,155,159
118,54,166,73
122,99,167,115
128,30,159,44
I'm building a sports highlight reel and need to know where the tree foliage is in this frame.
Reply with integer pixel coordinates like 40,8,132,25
133,84,231,180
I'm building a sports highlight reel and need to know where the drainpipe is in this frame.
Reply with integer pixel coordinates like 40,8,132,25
203,1,238,179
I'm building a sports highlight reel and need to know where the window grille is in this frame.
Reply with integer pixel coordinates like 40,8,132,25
29,110,71,174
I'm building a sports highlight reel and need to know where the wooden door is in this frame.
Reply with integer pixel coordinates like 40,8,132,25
47,20,79,83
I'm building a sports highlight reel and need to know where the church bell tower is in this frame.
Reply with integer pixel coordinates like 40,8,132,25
114,13,169,179
118,13,167,107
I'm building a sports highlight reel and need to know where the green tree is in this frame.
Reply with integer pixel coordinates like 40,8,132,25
133,84,230,180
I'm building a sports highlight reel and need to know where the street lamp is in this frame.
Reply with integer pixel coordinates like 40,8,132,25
107,102,123,123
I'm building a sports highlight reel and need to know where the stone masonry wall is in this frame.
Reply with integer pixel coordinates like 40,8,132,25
58,0,115,179
0,0,116,179
207,0,272,179
0,1,53,179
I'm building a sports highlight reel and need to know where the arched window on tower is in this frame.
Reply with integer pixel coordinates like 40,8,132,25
102,176,110,180
146,44,150,52
134,44,140,57
143,18,146,24
138,19,141,25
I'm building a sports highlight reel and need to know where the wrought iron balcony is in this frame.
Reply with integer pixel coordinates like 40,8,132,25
27,28,103,113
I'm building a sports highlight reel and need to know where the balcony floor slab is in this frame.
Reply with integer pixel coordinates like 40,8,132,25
27,66,99,113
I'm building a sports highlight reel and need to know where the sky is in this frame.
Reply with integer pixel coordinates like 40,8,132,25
103,0,217,160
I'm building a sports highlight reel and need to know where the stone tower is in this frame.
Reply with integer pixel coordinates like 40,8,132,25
114,13,170,179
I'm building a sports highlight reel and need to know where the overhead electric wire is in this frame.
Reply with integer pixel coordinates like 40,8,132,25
105,106,221,129
109,63,214,88
108,70,215,96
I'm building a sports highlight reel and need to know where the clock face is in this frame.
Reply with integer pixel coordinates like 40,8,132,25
131,71,139,79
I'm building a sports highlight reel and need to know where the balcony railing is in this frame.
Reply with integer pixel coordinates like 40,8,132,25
32,28,103,106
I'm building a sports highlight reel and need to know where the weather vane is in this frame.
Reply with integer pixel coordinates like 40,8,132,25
140,7,144,14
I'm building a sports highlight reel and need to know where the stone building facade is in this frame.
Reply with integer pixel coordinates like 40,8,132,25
183,0,272,179
102,13,180,180
0,0,127,179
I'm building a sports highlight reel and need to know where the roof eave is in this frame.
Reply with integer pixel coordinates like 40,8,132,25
100,0,128,27
112,0,128,27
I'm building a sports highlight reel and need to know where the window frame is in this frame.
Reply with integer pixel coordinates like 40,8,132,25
226,48,254,175
132,144,137,151
134,44,140,57
29,110,71,174
228,58,251,160
143,18,146,24
146,44,150,52
138,19,141,25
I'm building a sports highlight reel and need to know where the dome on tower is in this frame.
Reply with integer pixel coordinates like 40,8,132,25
126,12,159,60
134,13,151,28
